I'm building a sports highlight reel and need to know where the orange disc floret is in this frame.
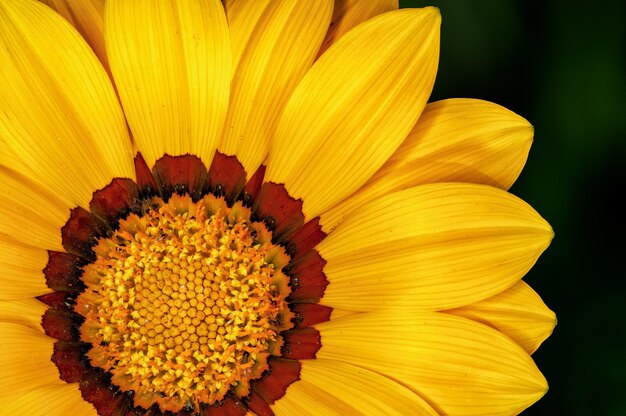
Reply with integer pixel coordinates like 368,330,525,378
75,193,292,412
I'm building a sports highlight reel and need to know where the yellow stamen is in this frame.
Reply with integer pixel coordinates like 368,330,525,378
76,194,291,411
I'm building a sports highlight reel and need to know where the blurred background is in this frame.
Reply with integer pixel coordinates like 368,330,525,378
401,1,626,414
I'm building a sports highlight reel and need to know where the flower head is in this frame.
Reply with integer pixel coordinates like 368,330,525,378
0,1,554,415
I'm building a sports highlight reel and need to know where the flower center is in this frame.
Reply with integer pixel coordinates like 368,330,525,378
75,193,291,410
41,154,329,415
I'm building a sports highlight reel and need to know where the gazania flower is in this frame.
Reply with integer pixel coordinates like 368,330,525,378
0,0,555,415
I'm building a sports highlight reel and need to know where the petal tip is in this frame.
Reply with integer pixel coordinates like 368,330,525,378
519,359,549,410
423,6,442,25
546,308,558,333
528,212,554,248
533,226,554,257
399,5,441,27
519,120,535,145
545,223,556,244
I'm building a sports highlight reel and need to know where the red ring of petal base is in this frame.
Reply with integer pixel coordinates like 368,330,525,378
39,153,332,416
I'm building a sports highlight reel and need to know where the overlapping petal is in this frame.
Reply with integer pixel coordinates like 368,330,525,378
106,0,231,168
219,0,333,176
223,0,270,74
0,0,134,208
0,384,97,416
318,0,398,56
0,137,29,176
317,311,548,416
265,8,440,219
0,168,70,251
0,298,47,333
39,0,108,72
446,280,556,354
0,323,61,398
272,359,438,415
0,236,51,300
321,98,534,231
318,183,553,311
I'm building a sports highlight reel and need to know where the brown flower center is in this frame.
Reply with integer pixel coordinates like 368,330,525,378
75,193,291,410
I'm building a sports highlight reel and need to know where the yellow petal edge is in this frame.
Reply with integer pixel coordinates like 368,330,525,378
220,0,333,176
273,359,438,415
0,0,134,208
318,0,398,56
317,311,548,416
266,7,440,220
318,183,553,311
106,0,231,168
446,280,556,354
321,98,534,231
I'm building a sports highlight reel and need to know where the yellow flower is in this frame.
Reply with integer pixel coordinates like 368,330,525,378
0,0,555,415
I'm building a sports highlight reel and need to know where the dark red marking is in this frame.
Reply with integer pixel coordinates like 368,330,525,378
254,183,304,241
37,291,75,309
137,403,165,416
206,152,247,204
124,400,166,416
291,303,332,328
204,395,248,416
134,153,159,197
61,207,108,260
252,358,301,405
52,341,91,383
281,328,322,360
122,407,146,416
90,178,139,228
283,218,326,259
41,307,83,342
152,154,207,201
285,250,328,303
243,165,266,207
43,251,85,292
244,391,274,416
80,372,128,416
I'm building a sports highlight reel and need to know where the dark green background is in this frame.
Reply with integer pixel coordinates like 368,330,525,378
400,1,626,415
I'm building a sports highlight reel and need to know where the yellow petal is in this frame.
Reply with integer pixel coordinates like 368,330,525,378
0,236,51,300
317,183,553,311
273,359,438,415
0,0,134,208
0,131,32,175
220,0,333,176
0,167,70,251
317,311,548,416
318,0,398,56
0,298,47,333
39,0,108,72
265,8,440,220
106,0,231,168
224,0,271,74
0,383,97,416
0,323,61,399
446,280,556,354
321,98,534,231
